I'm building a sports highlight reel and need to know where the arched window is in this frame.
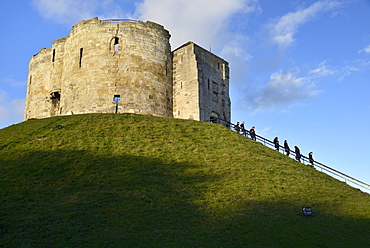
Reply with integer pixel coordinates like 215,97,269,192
210,112,219,123
110,37,120,54
50,91,61,116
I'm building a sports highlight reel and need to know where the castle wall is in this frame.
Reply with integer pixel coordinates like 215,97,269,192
25,18,231,123
25,48,53,119
195,44,231,122
25,17,172,119
173,42,231,122
172,43,200,120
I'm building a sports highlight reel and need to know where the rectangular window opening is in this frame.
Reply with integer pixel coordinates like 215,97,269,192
113,95,121,102
50,91,61,114
113,94,120,114
114,37,119,51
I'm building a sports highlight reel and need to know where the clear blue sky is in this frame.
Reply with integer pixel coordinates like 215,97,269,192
1,0,369,190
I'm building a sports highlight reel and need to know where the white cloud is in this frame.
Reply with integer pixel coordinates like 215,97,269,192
221,35,253,61
31,0,134,25
332,58,370,81
220,34,254,88
0,90,25,129
310,59,370,81
309,61,335,77
31,0,262,51
338,65,360,81
268,0,343,48
32,0,99,24
359,44,370,54
31,0,261,49
136,0,261,49
248,70,322,112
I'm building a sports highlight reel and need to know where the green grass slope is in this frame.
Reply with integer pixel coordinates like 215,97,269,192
1,113,369,247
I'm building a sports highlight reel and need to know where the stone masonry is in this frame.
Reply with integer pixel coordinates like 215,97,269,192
25,17,231,123
173,42,230,121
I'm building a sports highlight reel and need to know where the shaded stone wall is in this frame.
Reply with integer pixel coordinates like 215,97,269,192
173,42,231,122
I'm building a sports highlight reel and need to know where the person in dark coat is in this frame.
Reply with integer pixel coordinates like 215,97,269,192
240,121,246,136
273,137,279,151
234,122,240,133
309,152,314,165
294,146,301,162
284,140,290,156
249,126,256,140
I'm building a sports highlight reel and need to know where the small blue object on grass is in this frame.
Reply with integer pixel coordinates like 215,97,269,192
302,207,312,216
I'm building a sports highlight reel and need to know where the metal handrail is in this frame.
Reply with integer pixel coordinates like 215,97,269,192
207,117,370,193
101,19,138,23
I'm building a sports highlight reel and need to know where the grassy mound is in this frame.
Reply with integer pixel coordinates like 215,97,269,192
1,113,369,247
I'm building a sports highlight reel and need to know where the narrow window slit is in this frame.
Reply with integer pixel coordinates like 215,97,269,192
114,38,119,51
52,49,55,62
79,48,83,67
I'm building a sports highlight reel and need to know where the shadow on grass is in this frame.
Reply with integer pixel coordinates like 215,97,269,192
1,150,369,248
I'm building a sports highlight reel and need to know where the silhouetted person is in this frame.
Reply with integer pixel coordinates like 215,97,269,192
273,137,279,151
234,122,240,133
250,126,256,140
309,152,314,165
295,146,301,162
284,140,290,156
240,121,246,136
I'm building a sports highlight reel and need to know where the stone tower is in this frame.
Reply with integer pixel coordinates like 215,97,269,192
173,42,231,122
25,17,231,123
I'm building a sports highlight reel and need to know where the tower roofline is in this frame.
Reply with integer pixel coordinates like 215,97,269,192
173,41,228,64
